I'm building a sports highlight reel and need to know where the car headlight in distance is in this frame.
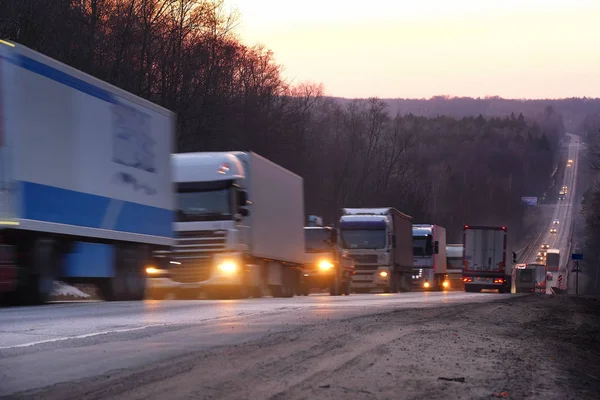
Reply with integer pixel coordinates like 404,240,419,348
319,260,334,270
217,260,238,274
379,271,388,278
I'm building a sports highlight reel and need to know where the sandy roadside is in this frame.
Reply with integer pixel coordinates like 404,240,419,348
17,295,600,400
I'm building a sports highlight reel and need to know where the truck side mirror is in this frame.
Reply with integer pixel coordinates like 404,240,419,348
392,234,397,248
237,190,248,207
434,240,439,254
512,252,517,263
239,208,249,217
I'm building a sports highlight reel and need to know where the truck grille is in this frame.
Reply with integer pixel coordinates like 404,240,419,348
352,254,378,264
170,230,227,283
354,265,379,272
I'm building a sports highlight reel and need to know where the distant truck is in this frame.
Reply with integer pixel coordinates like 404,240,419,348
412,224,448,290
0,40,174,304
545,249,560,271
339,208,412,293
169,152,305,299
446,244,464,289
462,225,516,293
513,263,547,293
298,216,355,296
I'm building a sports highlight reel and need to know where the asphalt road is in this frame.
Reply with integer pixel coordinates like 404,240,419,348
0,291,511,397
521,134,582,293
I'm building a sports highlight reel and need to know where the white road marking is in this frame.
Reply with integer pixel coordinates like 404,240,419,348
0,324,164,350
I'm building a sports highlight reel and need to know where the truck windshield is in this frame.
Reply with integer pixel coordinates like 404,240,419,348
176,181,234,222
305,229,333,253
339,220,387,249
413,235,433,256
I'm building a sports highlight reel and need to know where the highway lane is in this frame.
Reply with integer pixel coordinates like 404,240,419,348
520,134,581,293
0,291,512,396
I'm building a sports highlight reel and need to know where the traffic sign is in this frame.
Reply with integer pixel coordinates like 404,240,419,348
571,253,584,261
572,264,582,273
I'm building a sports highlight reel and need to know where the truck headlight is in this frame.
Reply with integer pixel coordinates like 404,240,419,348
217,260,238,274
423,281,430,288
442,281,449,288
379,271,388,278
319,260,334,270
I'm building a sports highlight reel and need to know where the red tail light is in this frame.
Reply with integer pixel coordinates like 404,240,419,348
501,226,506,231
464,225,469,229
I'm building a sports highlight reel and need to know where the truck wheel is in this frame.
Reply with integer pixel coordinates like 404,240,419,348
390,273,399,293
27,238,59,305
329,282,341,296
343,280,351,296
465,284,480,293
124,246,147,301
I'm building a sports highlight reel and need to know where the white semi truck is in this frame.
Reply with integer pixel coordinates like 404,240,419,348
339,208,413,293
462,225,516,293
0,40,174,304
169,152,305,299
412,224,448,290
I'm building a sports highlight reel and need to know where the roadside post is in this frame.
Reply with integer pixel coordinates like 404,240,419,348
571,253,584,295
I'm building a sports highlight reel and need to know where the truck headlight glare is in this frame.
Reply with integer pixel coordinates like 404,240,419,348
379,271,388,278
217,261,238,274
319,260,334,270
423,281,430,288
146,266,160,275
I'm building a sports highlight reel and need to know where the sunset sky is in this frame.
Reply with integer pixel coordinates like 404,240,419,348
225,0,600,99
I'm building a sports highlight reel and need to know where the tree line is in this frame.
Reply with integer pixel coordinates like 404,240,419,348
1,0,564,244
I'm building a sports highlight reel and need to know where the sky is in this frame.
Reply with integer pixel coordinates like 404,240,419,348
224,0,600,99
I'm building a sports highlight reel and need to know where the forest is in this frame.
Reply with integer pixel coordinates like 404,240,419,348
1,0,574,243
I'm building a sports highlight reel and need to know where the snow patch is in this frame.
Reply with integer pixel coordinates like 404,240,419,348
52,281,90,298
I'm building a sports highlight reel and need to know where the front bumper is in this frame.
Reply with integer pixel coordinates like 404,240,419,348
351,268,390,288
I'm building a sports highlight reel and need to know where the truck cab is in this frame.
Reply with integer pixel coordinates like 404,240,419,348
298,217,354,296
339,208,412,293
412,224,449,290
168,152,305,299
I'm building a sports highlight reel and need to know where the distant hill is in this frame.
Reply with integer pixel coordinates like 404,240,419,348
329,96,600,132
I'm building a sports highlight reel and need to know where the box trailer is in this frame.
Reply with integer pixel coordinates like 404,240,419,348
462,225,515,293
0,40,175,304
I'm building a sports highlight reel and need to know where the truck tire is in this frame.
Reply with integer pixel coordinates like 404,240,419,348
100,245,146,301
465,284,480,293
342,280,351,296
390,273,399,293
26,238,59,305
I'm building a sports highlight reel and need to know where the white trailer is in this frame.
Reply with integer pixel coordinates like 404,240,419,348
169,151,305,299
462,225,515,293
0,40,175,304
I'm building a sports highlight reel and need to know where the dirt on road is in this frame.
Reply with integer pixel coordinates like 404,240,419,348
17,295,600,400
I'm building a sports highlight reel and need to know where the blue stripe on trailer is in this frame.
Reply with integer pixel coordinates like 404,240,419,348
21,181,173,238
64,242,115,278
13,54,116,103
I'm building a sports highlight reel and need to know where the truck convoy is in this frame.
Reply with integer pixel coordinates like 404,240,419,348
298,216,354,296
168,152,305,299
0,40,174,304
412,224,448,290
339,208,413,293
545,249,560,272
462,225,516,293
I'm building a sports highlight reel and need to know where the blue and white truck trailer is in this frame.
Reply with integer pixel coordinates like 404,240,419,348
0,40,174,304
